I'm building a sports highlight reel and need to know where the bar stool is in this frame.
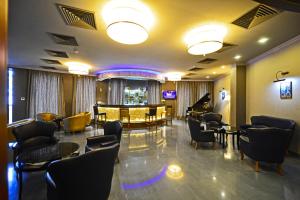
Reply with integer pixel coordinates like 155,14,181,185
164,105,172,126
93,105,106,129
145,107,157,131
120,108,130,129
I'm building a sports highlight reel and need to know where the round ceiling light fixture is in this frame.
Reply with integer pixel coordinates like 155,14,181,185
184,24,227,55
102,0,155,45
166,72,182,81
65,62,91,75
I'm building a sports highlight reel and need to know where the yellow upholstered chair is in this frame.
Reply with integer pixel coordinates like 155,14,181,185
36,113,57,122
63,114,86,133
79,112,92,126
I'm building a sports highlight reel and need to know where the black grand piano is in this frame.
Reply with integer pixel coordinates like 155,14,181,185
186,93,213,119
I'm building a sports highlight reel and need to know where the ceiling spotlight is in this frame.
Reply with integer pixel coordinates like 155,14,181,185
234,55,242,60
102,0,155,45
184,24,227,55
65,62,91,75
221,65,225,69
258,37,269,44
273,71,289,83
213,71,216,74
206,75,210,79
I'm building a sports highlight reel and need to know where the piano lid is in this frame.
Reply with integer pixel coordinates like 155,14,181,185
191,93,211,110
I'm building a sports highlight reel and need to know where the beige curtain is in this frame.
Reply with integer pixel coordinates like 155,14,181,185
107,79,125,105
72,76,96,115
28,71,65,118
148,80,161,104
176,81,213,118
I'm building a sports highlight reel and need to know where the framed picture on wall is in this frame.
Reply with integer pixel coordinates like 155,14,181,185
280,81,292,99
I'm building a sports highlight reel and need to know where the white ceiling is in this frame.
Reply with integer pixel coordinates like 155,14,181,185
8,0,300,80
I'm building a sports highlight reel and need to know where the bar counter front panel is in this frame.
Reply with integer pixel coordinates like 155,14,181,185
98,105,166,123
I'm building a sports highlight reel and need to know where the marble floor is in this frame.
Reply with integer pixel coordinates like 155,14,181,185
8,120,300,200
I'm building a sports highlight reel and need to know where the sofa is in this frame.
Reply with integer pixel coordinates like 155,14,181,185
10,120,58,168
46,144,119,200
239,115,296,174
240,115,296,147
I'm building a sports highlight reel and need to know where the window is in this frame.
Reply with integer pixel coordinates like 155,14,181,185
8,68,13,124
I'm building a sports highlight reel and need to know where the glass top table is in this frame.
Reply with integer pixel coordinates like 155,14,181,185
17,142,80,168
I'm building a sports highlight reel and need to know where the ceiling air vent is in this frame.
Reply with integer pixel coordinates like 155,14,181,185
48,32,79,46
41,59,61,65
40,66,58,70
56,4,97,30
197,58,217,64
216,43,237,53
232,4,281,29
45,49,69,58
188,67,204,72
185,73,196,76
253,0,300,13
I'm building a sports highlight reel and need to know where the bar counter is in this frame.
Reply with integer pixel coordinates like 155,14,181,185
98,104,166,123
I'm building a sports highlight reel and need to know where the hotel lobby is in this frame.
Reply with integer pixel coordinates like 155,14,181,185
1,0,300,200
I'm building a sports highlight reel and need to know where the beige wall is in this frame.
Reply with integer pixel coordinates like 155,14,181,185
214,75,231,124
246,39,300,153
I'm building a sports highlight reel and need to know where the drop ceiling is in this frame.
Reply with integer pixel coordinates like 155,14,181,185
8,0,300,80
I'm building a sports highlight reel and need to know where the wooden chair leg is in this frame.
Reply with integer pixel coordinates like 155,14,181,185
255,161,260,172
195,142,198,149
277,164,284,176
240,151,244,160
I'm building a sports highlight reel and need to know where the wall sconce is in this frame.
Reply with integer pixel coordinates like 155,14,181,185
219,88,226,100
273,71,289,83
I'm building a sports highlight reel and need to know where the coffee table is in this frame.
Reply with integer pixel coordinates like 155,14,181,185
16,142,80,200
219,127,240,149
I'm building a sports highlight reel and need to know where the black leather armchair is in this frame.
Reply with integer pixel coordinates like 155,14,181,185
240,127,291,174
10,120,57,168
86,121,122,162
46,143,119,200
240,115,296,149
202,112,227,130
187,117,215,149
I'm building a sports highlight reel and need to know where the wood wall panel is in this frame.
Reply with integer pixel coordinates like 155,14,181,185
161,81,176,117
0,0,9,199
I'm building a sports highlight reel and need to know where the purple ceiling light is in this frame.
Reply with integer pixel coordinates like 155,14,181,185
96,68,165,82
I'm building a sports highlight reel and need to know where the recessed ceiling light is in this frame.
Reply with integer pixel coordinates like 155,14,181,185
258,37,269,44
213,71,216,74
234,55,241,60
221,65,225,69
206,76,210,79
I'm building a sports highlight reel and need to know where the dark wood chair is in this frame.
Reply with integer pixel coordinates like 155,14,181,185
120,108,130,129
165,105,173,126
145,107,157,131
93,105,106,129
